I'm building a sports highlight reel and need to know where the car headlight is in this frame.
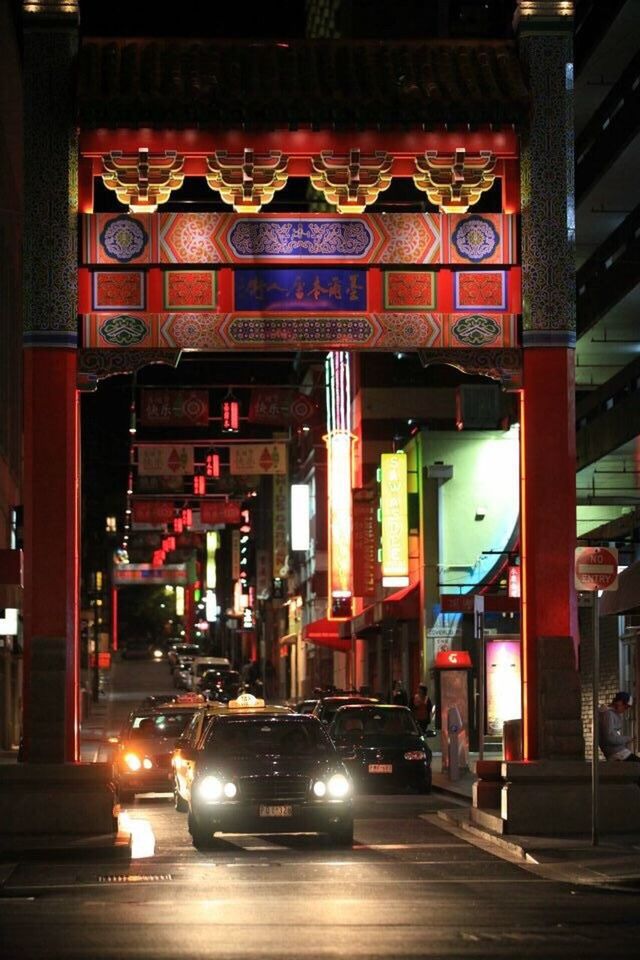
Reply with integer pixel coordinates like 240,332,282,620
223,781,237,799
198,776,223,801
124,752,141,772
313,780,327,798
404,750,427,761
153,649,163,659
327,773,350,798
142,757,153,769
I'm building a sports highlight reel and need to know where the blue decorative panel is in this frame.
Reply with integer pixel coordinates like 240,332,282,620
234,269,367,312
227,219,375,259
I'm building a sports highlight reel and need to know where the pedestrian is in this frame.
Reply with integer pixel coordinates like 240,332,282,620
598,691,639,761
392,680,409,706
412,683,433,734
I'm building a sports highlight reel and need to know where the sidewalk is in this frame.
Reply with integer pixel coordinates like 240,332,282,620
0,683,130,864
431,754,640,889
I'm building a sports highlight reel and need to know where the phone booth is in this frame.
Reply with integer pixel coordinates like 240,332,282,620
434,650,473,771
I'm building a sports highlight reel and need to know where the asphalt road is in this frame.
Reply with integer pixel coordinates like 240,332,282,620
1,658,639,960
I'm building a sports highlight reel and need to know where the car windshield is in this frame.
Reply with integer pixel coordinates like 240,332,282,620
321,699,374,725
334,708,419,737
205,718,327,757
128,712,194,740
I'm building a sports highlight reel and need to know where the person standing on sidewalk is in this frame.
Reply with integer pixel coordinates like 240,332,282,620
598,691,640,762
412,683,433,734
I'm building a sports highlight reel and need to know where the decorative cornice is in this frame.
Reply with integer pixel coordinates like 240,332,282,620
417,347,522,386
310,150,393,213
102,149,185,213
23,0,78,22
413,149,496,213
206,149,288,213
77,348,181,387
514,1,574,34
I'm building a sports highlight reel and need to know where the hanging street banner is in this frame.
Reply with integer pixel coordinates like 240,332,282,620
353,489,378,598
140,389,209,427
273,472,289,578
229,443,287,476
136,475,184,493
112,563,188,586
248,388,319,427
200,500,243,526
138,444,194,476
131,500,176,526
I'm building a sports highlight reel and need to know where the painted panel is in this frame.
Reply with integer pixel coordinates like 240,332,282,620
234,268,366,312
454,271,507,311
384,271,436,310
93,271,145,310
82,311,518,351
164,270,217,310
83,212,518,265
83,214,157,264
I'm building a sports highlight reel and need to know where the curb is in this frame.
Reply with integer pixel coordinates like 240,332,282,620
0,830,132,863
436,808,528,859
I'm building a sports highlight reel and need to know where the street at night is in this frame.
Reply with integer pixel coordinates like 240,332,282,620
1,658,639,960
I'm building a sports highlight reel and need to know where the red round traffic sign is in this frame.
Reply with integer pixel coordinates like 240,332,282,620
574,546,618,591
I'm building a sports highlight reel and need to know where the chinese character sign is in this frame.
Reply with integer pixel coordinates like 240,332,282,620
137,445,194,476
380,452,409,587
229,443,287,475
273,473,289,577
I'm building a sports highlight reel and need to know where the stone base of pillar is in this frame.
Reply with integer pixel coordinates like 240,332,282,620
0,763,117,835
472,760,640,835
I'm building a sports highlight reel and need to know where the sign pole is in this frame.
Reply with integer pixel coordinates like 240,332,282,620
592,588,600,847
474,596,485,762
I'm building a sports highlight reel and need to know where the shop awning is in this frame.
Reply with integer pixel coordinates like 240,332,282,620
302,618,352,653
379,582,419,621
600,561,640,616
339,583,420,640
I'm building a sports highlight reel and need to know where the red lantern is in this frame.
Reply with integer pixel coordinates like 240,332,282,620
182,507,193,529
172,515,183,534
193,475,205,495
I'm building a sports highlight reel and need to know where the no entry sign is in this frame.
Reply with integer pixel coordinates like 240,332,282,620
574,546,618,591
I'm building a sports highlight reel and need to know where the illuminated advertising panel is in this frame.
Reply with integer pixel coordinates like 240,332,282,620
327,431,353,614
486,639,522,736
380,452,409,587
206,531,219,589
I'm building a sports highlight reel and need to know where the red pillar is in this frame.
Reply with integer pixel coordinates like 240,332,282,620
520,348,577,760
23,349,79,762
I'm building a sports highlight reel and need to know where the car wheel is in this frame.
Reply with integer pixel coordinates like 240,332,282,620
327,821,354,848
174,788,188,813
188,812,216,850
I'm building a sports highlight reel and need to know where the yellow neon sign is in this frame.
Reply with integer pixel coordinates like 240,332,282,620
380,452,409,587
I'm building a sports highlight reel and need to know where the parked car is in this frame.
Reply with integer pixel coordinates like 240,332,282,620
114,700,205,801
187,656,232,691
293,699,320,715
328,704,433,794
201,669,241,703
174,693,353,850
167,643,201,670
312,695,379,728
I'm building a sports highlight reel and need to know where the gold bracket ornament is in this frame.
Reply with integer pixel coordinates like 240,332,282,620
101,148,185,213
310,149,393,213
205,149,288,212
413,148,496,213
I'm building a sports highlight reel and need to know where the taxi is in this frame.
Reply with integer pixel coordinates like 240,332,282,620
114,694,206,802
174,693,354,850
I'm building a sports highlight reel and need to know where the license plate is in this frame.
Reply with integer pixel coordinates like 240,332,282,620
259,804,293,817
368,764,392,774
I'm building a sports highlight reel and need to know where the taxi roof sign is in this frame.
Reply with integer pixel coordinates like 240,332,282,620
172,693,206,704
228,693,265,709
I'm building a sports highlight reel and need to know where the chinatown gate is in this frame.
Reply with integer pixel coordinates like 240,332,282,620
11,1,638,837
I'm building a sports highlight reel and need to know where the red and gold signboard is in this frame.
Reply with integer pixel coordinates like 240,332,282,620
131,500,175,525
273,473,289,578
353,489,377,598
248,389,318,426
200,501,243,525
140,389,209,427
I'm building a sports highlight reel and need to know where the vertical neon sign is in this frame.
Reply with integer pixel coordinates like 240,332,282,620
325,351,353,618
380,452,409,587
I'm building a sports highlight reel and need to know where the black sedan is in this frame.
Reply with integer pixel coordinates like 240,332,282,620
179,696,354,850
329,704,432,794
